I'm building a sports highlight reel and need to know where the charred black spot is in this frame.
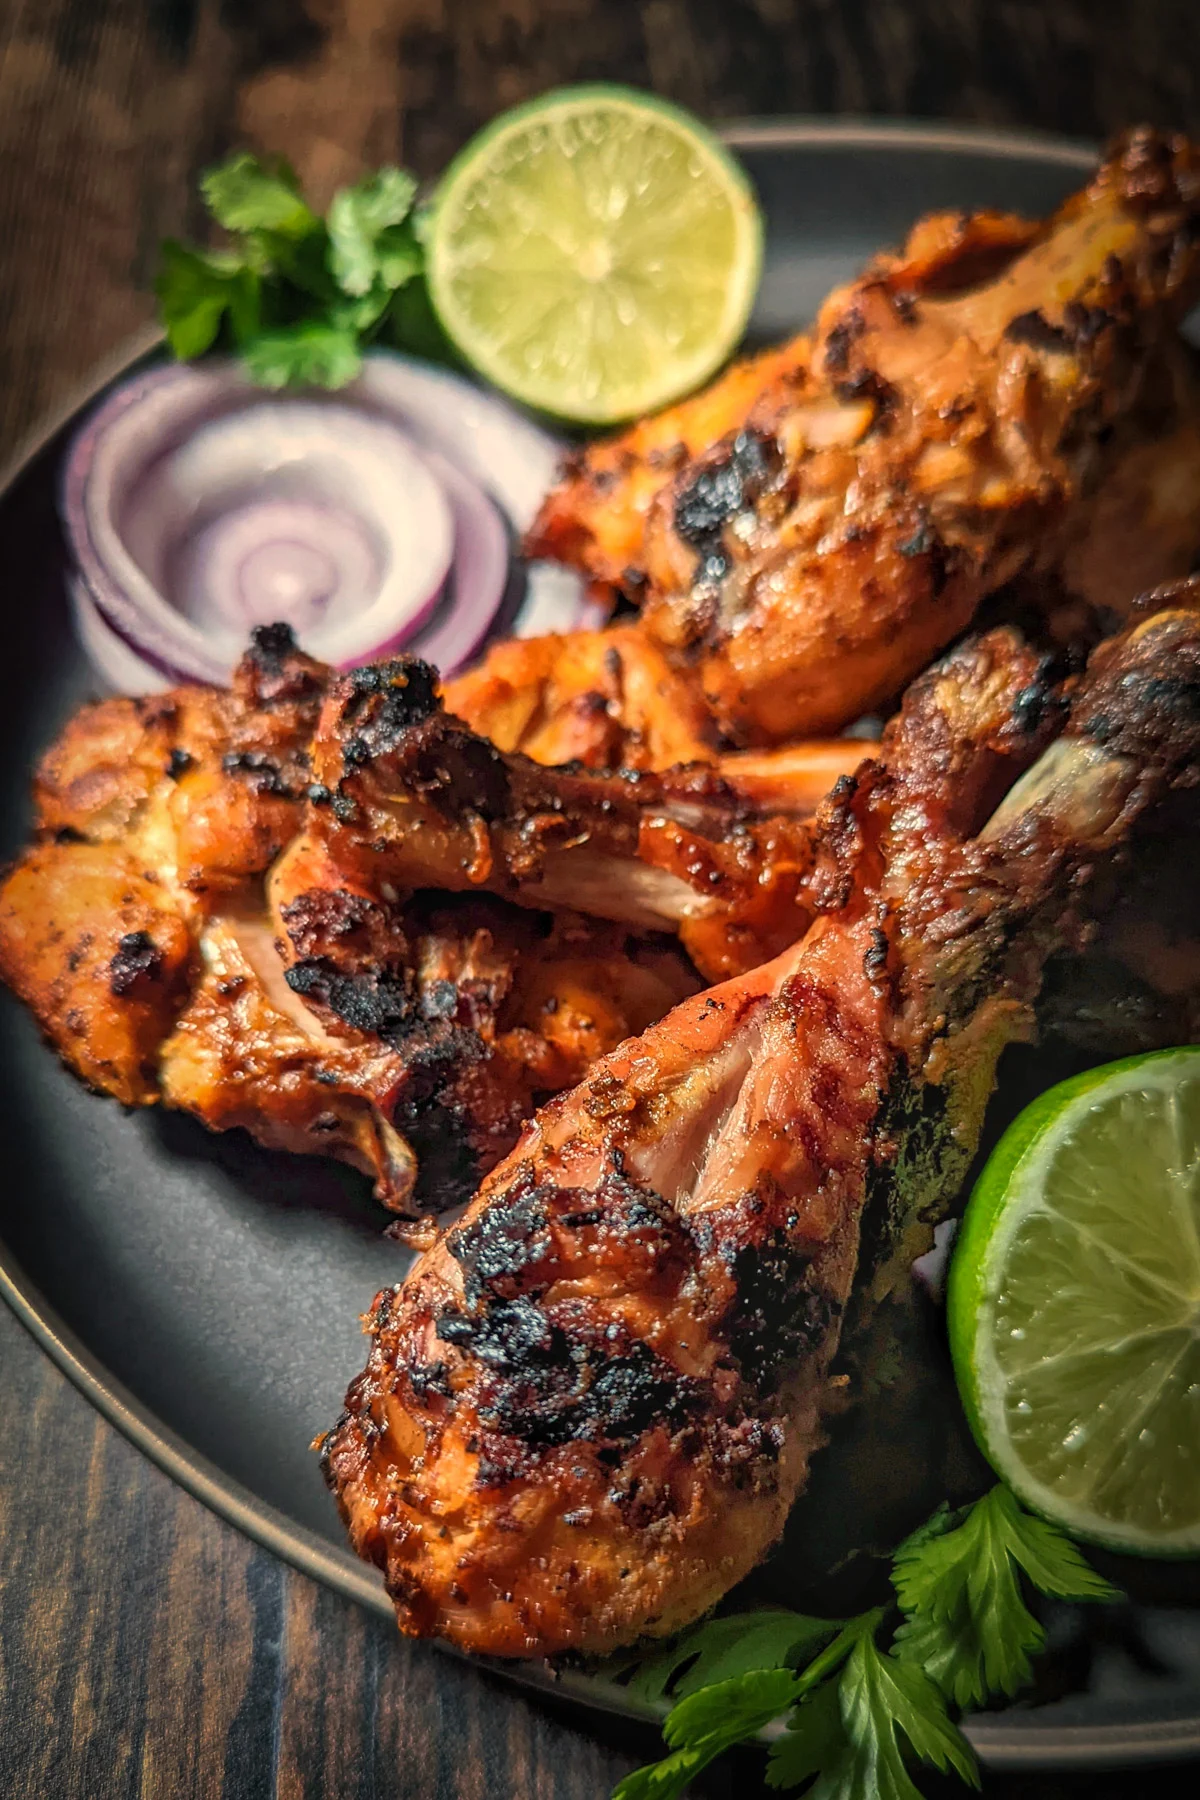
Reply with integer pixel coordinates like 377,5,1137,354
438,1295,553,1365
455,1306,699,1449
1084,671,1200,749
340,659,441,765
306,782,333,806
248,621,298,668
1005,310,1071,353
822,312,863,375
725,1236,836,1383
286,958,415,1036
166,748,194,780
864,927,889,979
898,522,934,558
834,367,894,413
221,750,291,796
109,930,164,997
447,1176,551,1302
673,430,775,583
407,1357,453,1400
1011,682,1049,734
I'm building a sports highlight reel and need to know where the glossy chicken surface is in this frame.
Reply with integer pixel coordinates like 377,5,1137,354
0,627,698,1219
304,657,865,982
638,129,1200,742
525,337,810,594
520,129,1200,756
440,624,720,770
322,595,1200,1658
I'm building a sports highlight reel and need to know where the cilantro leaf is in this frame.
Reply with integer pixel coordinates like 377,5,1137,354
625,1610,838,1708
159,154,453,388
892,1484,1119,1709
375,222,424,291
614,1668,801,1800
201,153,315,238
770,1639,977,1800
156,241,259,359
240,322,362,390
328,168,419,296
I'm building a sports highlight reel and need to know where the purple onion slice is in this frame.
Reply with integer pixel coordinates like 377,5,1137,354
60,353,589,695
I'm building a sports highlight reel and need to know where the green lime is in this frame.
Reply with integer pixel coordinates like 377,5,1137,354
948,1048,1200,1556
425,85,763,424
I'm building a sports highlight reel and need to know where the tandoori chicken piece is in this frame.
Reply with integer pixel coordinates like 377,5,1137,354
304,656,868,981
633,128,1200,743
440,624,720,770
0,627,699,1219
524,336,810,596
441,621,877,779
0,624,327,1104
323,596,1200,1659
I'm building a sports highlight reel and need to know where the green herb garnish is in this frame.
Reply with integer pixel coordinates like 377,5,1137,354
613,1485,1118,1800
156,153,454,389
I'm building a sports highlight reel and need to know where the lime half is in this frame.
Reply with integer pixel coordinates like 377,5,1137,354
948,1049,1200,1555
426,86,763,424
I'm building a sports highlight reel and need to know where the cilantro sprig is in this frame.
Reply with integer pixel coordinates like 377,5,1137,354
156,153,454,389
612,1485,1119,1800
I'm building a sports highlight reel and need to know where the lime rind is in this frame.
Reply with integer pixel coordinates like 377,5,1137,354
948,1047,1200,1557
426,85,763,424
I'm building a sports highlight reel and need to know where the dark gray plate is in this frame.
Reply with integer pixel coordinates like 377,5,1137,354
2,121,1198,1772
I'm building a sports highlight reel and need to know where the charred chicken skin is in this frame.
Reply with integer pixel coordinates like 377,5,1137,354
322,594,1200,1659
524,337,810,596
637,128,1200,743
303,657,865,982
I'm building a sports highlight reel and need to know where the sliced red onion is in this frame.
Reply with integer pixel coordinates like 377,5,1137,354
70,577,173,694
404,448,509,675
61,354,589,696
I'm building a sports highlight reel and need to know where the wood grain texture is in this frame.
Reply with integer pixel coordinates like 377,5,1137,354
3,0,1200,453
3,4,1200,1795
0,1306,670,1800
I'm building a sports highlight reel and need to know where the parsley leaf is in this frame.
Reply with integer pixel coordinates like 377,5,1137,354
613,1487,1124,1800
614,1668,802,1800
892,1484,1119,1708
769,1639,977,1800
765,1678,846,1792
328,168,419,296
240,322,363,390
625,1610,838,1708
201,153,315,238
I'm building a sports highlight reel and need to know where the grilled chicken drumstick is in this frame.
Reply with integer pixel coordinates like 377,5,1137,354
301,659,865,982
637,128,1200,743
507,130,1200,765
322,594,1200,1659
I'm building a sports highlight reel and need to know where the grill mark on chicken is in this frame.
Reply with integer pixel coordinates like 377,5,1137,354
305,658,867,982
323,592,1200,1660
108,929,166,997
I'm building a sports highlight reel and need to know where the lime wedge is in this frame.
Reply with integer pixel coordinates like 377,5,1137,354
425,85,763,424
948,1049,1200,1555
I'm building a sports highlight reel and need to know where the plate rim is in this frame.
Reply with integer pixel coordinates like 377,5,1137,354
3,115,1198,1773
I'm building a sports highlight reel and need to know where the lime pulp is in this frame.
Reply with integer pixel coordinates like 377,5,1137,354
947,1048,1200,1556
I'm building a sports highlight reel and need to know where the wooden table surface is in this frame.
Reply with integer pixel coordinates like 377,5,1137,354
3,4,1200,1796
